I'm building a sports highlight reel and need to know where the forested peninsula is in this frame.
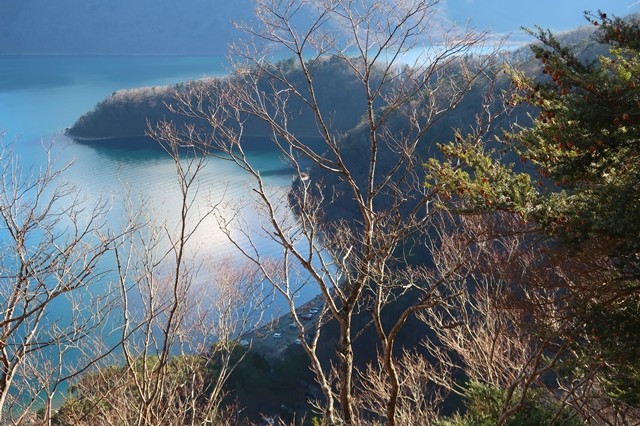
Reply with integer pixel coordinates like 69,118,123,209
67,24,600,147
67,57,379,142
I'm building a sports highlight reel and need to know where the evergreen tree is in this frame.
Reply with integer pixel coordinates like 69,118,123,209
427,11,640,411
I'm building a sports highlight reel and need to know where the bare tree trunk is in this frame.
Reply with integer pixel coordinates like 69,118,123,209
338,309,355,424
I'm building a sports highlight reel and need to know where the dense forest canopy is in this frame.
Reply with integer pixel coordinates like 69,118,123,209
68,56,380,142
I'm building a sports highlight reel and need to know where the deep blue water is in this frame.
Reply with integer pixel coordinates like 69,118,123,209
1,53,320,304
0,54,300,277
0,55,319,405
0,55,230,142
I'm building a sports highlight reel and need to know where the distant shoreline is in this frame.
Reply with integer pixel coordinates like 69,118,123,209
65,129,327,147
64,131,147,142
0,53,227,58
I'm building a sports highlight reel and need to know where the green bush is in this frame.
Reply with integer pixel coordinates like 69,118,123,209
437,381,584,426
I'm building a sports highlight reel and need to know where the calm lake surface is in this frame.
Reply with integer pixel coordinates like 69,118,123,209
0,56,319,343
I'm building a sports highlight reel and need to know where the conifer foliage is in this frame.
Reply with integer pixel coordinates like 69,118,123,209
428,11,640,414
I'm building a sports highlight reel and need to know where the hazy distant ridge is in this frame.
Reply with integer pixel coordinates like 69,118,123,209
0,0,252,55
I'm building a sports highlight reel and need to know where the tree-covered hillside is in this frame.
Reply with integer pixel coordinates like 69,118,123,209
67,56,385,142
67,23,602,152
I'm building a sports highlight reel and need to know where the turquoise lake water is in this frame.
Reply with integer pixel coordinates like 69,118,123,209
0,55,320,401
0,54,297,275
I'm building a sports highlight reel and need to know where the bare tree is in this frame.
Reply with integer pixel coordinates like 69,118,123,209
53,140,272,426
0,142,124,424
152,1,502,424
354,349,452,425
416,212,640,425
418,212,567,424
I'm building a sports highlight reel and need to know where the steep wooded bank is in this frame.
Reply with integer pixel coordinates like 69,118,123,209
427,11,640,422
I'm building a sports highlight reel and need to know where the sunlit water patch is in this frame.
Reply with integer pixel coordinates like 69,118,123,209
0,55,323,409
